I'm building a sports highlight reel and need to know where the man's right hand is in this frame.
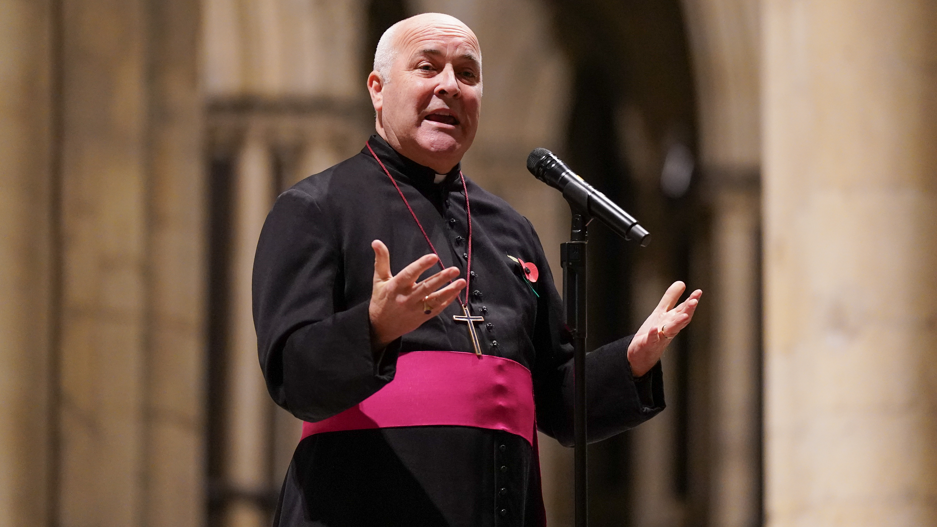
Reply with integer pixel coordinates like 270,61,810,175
368,240,466,349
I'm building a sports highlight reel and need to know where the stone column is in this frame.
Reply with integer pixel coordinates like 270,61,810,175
764,1,937,525
53,1,207,525
144,1,206,526
0,1,53,525
709,189,761,526
56,1,150,525
222,130,276,527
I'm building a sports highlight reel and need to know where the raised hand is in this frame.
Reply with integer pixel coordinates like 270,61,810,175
626,281,702,377
368,240,467,349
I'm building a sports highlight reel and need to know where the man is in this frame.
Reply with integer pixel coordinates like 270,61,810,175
253,12,701,527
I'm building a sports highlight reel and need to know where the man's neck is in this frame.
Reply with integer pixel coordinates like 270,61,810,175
374,128,460,174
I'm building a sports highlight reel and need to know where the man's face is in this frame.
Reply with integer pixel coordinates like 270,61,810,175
369,17,482,173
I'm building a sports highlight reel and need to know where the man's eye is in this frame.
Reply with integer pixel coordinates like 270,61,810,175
418,64,434,71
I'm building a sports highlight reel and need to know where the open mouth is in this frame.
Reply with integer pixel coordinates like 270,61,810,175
424,113,460,126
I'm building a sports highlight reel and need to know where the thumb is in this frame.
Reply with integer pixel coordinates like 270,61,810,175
372,240,392,282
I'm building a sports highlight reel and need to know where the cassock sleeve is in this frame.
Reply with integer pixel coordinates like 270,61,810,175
252,188,401,423
526,220,666,447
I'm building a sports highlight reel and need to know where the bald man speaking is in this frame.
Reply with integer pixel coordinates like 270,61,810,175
253,12,701,527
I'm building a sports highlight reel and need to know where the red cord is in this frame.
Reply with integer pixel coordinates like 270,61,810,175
366,141,473,306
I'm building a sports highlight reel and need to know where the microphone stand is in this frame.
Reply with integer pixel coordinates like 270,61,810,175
561,212,589,527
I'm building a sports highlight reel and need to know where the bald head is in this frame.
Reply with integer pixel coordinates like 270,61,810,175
373,13,482,86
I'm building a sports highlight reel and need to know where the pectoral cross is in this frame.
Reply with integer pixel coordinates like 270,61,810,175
452,303,485,357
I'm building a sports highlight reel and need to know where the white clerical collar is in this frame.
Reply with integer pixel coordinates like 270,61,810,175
434,173,446,184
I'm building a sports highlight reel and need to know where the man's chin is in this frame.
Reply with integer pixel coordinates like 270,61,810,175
415,133,469,157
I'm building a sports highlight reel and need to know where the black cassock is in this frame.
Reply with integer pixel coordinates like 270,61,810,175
253,135,665,527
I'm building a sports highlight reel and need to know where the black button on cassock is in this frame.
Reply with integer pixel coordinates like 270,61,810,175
500,465,507,473
499,487,508,496
499,508,507,516
499,444,506,452
486,323,494,331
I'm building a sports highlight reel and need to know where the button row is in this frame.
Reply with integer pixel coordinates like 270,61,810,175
496,441,509,522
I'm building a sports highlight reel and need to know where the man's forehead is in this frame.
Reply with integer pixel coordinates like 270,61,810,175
394,17,481,60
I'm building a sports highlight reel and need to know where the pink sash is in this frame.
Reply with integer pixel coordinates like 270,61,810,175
302,350,536,445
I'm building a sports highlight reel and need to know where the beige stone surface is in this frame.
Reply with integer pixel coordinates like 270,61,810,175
0,1,53,525
59,317,145,526
682,0,761,170
764,1,937,525
203,0,368,99
146,424,205,525
710,190,761,527
50,1,207,525
222,132,277,527
55,0,150,523
144,2,206,525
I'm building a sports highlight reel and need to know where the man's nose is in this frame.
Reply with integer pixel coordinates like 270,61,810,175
434,65,460,98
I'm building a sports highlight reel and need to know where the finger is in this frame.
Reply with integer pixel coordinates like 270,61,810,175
666,312,693,332
660,309,699,338
395,253,441,286
372,240,392,282
422,278,466,315
680,289,703,307
672,290,702,316
436,277,468,298
415,266,462,295
656,281,687,312
672,299,697,316
424,278,467,309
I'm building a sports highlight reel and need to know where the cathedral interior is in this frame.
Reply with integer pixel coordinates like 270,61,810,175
1,0,935,526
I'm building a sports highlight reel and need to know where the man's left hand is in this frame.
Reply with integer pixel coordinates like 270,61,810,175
627,281,702,377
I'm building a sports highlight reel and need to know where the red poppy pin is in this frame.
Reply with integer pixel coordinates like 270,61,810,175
507,255,540,297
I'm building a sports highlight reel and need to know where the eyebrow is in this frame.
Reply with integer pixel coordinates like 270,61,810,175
417,48,481,67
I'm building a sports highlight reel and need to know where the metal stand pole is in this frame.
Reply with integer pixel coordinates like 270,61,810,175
561,213,589,527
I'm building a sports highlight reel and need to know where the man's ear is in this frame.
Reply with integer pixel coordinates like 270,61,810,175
367,71,384,113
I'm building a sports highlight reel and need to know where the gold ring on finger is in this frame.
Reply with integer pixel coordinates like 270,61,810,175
423,295,433,315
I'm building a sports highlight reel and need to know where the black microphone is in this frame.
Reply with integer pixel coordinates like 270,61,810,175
526,148,651,246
